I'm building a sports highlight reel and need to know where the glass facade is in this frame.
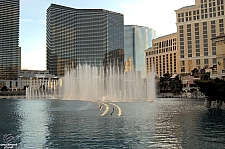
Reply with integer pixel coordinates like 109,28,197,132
124,25,156,78
0,0,20,80
46,4,124,76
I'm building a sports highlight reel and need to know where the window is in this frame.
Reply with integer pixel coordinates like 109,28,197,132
204,59,209,64
209,8,212,12
209,3,212,7
204,48,208,51
213,58,217,64
193,11,196,15
212,34,216,37
181,61,185,66
196,59,200,65
181,67,185,72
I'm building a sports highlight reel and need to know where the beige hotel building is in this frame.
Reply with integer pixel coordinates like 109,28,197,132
145,33,178,77
175,0,225,73
146,0,225,77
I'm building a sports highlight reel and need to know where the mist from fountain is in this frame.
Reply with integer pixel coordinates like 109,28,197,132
26,64,156,102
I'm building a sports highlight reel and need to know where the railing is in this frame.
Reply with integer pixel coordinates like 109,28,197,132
212,71,217,74
221,69,225,74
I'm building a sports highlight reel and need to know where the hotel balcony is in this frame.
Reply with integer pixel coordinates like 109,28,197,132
210,69,225,79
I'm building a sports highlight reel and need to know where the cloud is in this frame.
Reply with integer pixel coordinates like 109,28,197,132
39,19,46,25
20,18,32,22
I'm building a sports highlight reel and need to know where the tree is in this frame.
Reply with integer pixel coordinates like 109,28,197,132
159,73,171,92
200,72,210,80
194,77,225,101
1,86,8,91
191,68,200,78
170,75,182,93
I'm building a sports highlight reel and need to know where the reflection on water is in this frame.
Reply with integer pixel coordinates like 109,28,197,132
0,98,225,148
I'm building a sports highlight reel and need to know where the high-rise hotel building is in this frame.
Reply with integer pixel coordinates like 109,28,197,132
175,0,225,73
124,25,156,78
46,4,124,76
145,33,178,77
0,0,20,80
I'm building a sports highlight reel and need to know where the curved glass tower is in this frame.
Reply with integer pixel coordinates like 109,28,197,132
124,25,156,78
46,4,124,76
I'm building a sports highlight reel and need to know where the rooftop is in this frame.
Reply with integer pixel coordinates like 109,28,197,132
176,5,196,11
153,32,177,40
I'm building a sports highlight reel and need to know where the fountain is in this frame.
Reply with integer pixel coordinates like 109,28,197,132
26,64,156,102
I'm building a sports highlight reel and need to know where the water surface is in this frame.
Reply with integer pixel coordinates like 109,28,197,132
0,98,225,148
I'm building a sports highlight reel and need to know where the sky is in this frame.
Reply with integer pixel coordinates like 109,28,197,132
20,0,195,70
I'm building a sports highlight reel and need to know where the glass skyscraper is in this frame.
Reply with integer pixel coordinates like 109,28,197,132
124,25,156,78
0,0,20,80
46,4,124,76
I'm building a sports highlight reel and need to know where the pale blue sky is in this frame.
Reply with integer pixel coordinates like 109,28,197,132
20,0,195,70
